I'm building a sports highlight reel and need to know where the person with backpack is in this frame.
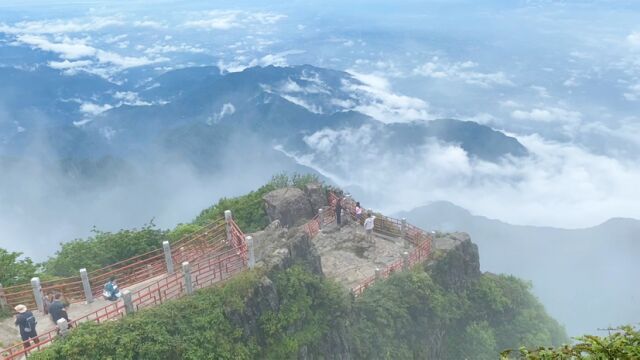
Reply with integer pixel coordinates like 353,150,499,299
14,304,39,349
48,293,71,326
103,277,121,301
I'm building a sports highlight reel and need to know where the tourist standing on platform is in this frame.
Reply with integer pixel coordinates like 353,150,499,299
48,293,71,326
335,197,343,227
355,202,363,223
14,304,39,349
364,212,375,244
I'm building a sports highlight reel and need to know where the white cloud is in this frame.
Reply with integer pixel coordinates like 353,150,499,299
281,95,323,114
531,85,550,98
184,10,285,31
48,59,93,70
627,31,640,48
216,50,304,73
623,83,640,101
16,34,96,59
341,71,434,123
413,57,513,87
144,43,206,55
95,50,168,68
207,103,236,124
79,102,113,116
133,20,166,29
113,91,152,106
283,127,640,228
511,106,582,125
0,17,123,34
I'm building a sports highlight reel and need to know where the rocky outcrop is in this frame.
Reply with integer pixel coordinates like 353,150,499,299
263,187,315,228
226,227,349,359
303,182,327,213
429,232,481,293
262,183,327,228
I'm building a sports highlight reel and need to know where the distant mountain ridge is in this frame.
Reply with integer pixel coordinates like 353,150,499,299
396,202,640,337
1,64,528,170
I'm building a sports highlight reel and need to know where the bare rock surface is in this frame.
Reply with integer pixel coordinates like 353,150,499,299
263,187,315,228
313,222,411,289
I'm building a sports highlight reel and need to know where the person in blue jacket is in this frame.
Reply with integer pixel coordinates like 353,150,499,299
103,276,121,301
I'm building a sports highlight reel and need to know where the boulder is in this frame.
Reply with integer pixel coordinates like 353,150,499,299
263,187,314,228
303,182,327,213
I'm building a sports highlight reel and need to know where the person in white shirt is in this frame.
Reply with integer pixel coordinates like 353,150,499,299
363,212,375,244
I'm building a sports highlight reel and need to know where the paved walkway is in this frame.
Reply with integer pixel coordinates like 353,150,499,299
0,274,165,349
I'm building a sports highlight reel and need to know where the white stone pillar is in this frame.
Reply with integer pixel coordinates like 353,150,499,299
224,210,233,243
318,208,324,230
182,262,194,295
31,277,44,313
402,252,410,271
57,318,70,337
163,241,174,274
401,218,408,248
122,289,135,315
79,268,93,304
246,236,255,269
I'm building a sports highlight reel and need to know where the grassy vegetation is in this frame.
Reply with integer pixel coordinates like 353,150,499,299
0,173,320,282
350,268,567,360
29,265,347,360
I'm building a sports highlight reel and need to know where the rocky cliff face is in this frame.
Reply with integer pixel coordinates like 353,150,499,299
230,187,486,359
227,227,351,359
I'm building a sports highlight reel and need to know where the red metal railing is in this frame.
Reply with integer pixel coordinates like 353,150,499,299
0,219,226,310
1,220,247,360
313,192,434,297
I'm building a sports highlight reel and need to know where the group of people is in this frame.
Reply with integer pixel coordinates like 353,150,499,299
13,292,69,348
13,277,122,349
334,197,376,243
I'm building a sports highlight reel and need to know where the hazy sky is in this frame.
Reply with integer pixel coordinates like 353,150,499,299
1,0,639,250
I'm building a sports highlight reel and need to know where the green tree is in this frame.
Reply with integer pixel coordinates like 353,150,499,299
45,223,168,277
0,247,38,286
502,326,640,359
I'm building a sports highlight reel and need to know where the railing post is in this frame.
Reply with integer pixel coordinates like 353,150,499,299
79,268,94,304
57,318,70,337
318,208,324,230
163,241,174,274
246,236,255,269
402,252,410,271
0,283,7,311
30,277,44,313
122,289,135,315
401,218,408,248
224,210,233,243
374,268,381,280
182,262,194,295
